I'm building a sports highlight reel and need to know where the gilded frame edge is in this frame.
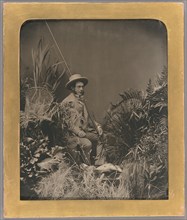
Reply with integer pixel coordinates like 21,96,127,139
3,2,184,218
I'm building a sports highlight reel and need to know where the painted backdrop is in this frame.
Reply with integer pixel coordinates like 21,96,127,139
20,20,167,122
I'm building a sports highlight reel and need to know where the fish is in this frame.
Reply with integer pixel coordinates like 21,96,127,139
95,163,122,173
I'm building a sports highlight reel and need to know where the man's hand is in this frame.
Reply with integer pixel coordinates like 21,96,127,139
78,130,86,138
97,126,103,136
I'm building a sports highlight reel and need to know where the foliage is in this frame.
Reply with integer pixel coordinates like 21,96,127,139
103,89,147,163
20,77,30,111
20,38,69,198
103,67,168,199
104,67,167,163
31,38,65,94
20,135,50,185
146,79,154,98
20,101,72,199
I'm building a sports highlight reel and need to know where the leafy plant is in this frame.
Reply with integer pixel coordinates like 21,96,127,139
31,38,65,93
103,89,148,163
20,38,69,199
103,67,168,199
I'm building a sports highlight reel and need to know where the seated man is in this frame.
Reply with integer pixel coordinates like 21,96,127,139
61,73,103,165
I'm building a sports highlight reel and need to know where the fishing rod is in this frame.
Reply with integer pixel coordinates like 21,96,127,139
45,21,71,77
45,20,105,137
83,99,102,136
45,21,106,164
45,21,101,133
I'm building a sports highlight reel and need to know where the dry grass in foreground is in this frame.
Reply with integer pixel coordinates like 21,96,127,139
35,162,131,200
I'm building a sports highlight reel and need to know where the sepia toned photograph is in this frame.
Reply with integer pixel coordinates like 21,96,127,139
20,19,168,200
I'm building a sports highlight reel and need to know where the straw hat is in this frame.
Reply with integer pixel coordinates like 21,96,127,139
66,73,88,90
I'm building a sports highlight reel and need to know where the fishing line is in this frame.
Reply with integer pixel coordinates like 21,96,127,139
45,20,72,76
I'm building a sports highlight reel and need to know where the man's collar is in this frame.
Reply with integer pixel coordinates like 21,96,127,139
73,93,84,102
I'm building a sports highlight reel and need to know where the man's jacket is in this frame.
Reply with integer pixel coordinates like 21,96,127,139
61,93,90,136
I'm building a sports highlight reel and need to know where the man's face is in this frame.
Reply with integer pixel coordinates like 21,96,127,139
73,81,85,97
